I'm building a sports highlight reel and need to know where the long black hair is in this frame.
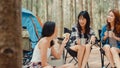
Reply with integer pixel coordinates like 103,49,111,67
77,11,90,39
42,21,55,47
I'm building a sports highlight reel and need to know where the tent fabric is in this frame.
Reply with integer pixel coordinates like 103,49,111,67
22,8,42,48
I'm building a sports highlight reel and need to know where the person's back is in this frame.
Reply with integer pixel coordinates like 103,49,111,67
28,21,75,68
31,39,51,63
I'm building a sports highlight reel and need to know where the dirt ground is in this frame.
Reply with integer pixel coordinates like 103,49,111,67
66,46,111,68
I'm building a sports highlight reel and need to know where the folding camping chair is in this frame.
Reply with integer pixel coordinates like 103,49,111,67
64,27,77,64
96,29,105,68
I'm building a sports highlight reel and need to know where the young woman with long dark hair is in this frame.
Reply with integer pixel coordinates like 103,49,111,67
29,21,75,68
67,11,96,68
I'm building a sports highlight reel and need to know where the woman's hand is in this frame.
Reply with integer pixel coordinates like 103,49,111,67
62,33,70,46
103,31,109,40
112,32,116,39
108,31,114,38
90,35,96,44
51,33,70,59
112,33,120,41
104,31,109,38
76,38,80,45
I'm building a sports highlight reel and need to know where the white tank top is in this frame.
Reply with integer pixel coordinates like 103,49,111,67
31,43,51,63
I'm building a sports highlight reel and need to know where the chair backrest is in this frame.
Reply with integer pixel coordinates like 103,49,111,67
64,27,72,34
64,28,72,48
98,29,102,41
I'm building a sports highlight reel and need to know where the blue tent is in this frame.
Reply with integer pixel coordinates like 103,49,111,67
22,8,42,49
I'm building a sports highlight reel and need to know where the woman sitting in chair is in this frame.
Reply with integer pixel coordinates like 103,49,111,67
101,9,120,68
67,11,96,68
29,21,75,68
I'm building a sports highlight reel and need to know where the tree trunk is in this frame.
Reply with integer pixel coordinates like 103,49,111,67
115,0,118,9
0,0,22,68
31,0,33,11
80,0,83,10
75,0,77,23
90,0,93,27
26,0,29,9
70,0,73,28
36,0,39,16
85,0,88,11
60,0,63,37
46,0,49,21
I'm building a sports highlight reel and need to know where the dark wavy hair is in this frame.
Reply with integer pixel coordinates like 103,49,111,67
42,21,55,47
77,11,90,38
107,9,120,36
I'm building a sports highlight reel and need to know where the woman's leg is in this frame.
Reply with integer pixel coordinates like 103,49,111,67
77,45,86,68
69,45,86,68
81,44,92,68
111,47,120,68
103,45,115,67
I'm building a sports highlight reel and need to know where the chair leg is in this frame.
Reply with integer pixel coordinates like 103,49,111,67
86,62,89,68
73,57,78,65
65,51,68,64
69,58,74,63
100,48,105,68
106,63,110,68
74,62,78,65
68,57,78,65
102,54,104,68
63,50,65,59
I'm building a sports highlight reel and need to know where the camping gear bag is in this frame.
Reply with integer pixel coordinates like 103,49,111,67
22,28,32,51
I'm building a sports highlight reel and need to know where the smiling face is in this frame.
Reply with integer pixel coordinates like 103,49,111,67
78,16,87,28
107,11,115,23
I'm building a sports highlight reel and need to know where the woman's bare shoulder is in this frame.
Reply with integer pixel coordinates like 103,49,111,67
38,38,48,48
40,38,48,43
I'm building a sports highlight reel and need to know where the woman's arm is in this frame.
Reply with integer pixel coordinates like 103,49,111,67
51,43,65,59
88,28,96,44
113,33,120,41
103,31,109,40
39,41,50,67
89,35,96,44
51,35,69,59
100,25,108,44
